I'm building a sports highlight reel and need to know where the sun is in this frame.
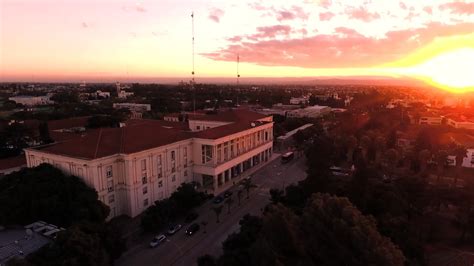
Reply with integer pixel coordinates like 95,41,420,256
381,34,474,93
405,48,474,93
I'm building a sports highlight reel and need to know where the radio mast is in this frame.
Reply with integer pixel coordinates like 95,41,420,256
191,11,196,114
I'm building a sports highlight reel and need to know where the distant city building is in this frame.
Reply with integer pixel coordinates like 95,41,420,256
289,97,309,105
418,112,443,126
8,95,53,106
446,115,474,130
287,105,331,118
24,109,274,218
116,82,134,99
113,103,151,119
96,90,110,98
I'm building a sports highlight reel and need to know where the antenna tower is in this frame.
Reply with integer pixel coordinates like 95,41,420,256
191,11,196,114
237,54,240,85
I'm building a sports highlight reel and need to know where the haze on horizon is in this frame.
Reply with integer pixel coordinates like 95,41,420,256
1,0,474,92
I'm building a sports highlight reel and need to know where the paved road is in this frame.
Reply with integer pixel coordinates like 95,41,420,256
117,155,306,266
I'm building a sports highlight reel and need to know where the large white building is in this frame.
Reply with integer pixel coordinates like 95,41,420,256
287,105,331,118
289,97,309,105
9,95,53,106
24,109,274,218
446,116,474,130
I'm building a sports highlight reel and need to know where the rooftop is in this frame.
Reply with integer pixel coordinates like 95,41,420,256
29,109,272,160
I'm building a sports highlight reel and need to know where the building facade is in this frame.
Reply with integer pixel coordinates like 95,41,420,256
9,95,53,106
24,109,274,218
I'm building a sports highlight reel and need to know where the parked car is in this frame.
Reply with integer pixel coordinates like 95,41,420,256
185,223,200,235
184,212,199,223
213,195,224,204
167,224,182,235
223,190,233,198
149,234,166,248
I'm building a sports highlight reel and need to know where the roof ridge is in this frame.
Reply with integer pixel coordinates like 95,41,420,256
93,128,103,159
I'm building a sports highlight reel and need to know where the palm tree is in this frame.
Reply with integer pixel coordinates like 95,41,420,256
453,145,467,186
374,135,386,164
346,135,358,163
211,206,223,223
244,180,254,199
385,148,399,176
360,135,371,162
418,149,431,177
225,197,234,214
435,150,448,184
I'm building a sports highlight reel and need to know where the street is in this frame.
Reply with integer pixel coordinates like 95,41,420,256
116,154,307,266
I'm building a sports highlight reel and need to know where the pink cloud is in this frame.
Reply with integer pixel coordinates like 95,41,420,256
249,25,292,40
208,8,225,23
319,0,332,9
440,1,474,15
227,36,243,42
399,2,407,10
346,6,380,22
81,22,89,28
423,6,433,14
248,2,267,11
276,10,295,21
319,11,335,21
276,6,309,21
202,22,474,68
135,4,146,12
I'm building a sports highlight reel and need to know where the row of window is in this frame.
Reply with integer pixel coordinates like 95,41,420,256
103,146,189,184
201,128,272,165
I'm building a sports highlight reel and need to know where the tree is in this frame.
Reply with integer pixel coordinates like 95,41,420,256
418,149,431,177
0,122,32,157
212,206,223,223
38,121,53,144
452,145,467,186
170,183,206,210
0,164,109,227
225,197,234,214
435,150,448,183
374,135,386,164
385,148,399,176
269,188,284,204
140,183,206,232
243,180,253,199
360,135,371,162
236,189,243,206
27,222,124,266
346,135,358,163
211,194,405,266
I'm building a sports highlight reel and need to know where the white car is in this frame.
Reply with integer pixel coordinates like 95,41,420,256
149,234,166,248
167,224,182,235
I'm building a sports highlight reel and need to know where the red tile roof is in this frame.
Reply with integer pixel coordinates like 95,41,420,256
36,120,193,159
0,155,26,171
31,110,271,160
195,121,270,139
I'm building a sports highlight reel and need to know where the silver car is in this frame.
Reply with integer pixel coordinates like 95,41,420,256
149,234,166,248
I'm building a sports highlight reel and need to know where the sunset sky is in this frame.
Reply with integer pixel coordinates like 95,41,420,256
1,0,474,91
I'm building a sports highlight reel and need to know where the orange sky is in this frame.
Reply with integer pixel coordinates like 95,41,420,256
1,0,474,91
